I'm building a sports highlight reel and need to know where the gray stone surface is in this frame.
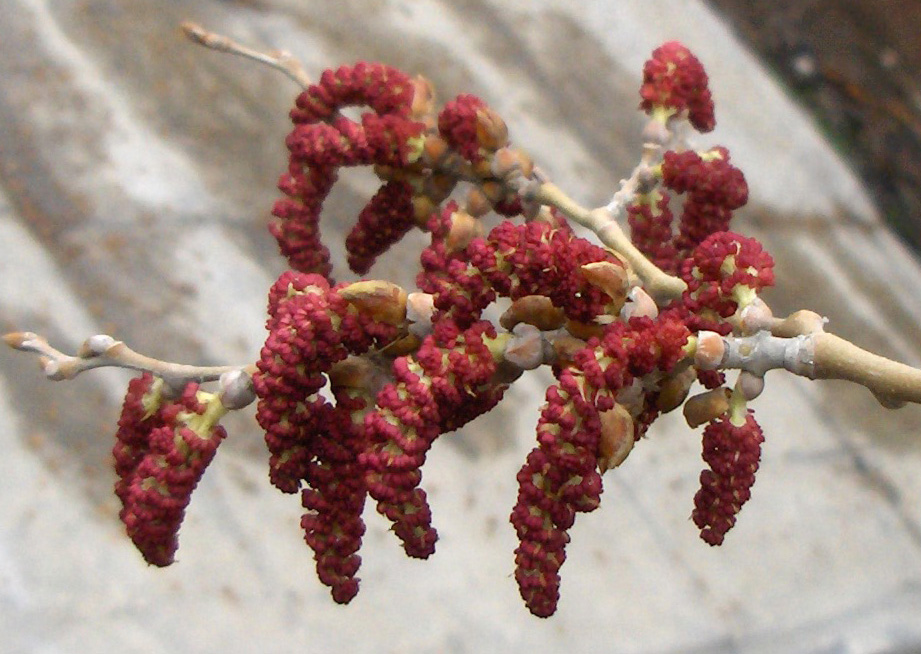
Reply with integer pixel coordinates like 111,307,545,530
2,1,921,652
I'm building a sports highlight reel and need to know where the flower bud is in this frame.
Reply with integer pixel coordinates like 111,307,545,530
219,370,256,409
328,356,376,391
445,210,481,253
412,194,438,226
580,261,628,311
406,292,435,338
738,297,773,334
339,280,408,326
683,388,730,428
479,180,505,205
422,134,450,166
499,295,566,331
550,334,587,367
565,319,604,340
620,286,658,319
464,187,493,218
655,367,696,412
40,356,61,380
598,403,635,472
693,331,725,369
422,172,457,204
503,324,546,371
641,117,671,145
491,147,534,180
78,334,118,357
3,331,37,350
736,371,764,401
475,107,509,150
410,75,436,119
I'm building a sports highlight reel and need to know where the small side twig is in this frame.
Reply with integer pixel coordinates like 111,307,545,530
4,331,254,389
180,21,312,89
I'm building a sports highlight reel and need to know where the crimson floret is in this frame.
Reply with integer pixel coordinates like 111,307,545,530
640,41,715,132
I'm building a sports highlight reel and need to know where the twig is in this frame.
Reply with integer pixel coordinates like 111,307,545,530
4,331,254,388
180,21,312,89
697,328,921,407
604,142,661,217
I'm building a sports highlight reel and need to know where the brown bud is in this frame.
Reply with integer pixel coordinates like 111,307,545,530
491,147,534,180
736,371,765,401
872,389,907,410
655,367,697,412
406,292,435,338
683,388,730,428
339,281,408,326
412,194,437,227
410,75,436,119
565,319,605,340
423,173,457,204
422,135,450,166
693,331,725,370
471,157,494,179
500,296,566,331
445,210,481,253
598,404,635,472
464,187,493,218
479,180,505,205
328,356,376,390
381,333,422,357
620,286,658,320
475,107,509,151
581,261,628,311
550,334,588,367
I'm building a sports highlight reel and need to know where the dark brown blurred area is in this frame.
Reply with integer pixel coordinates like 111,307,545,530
708,0,921,250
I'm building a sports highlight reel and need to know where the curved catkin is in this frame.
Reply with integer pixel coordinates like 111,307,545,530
12,32,918,623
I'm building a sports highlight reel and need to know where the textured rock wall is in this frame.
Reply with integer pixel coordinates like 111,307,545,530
2,1,921,652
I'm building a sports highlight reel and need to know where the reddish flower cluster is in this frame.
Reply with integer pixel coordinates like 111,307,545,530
299,387,370,603
271,62,425,280
362,320,504,558
253,271,401,601
418,202,497,326
511,316,691,617
435,93,512,163
639,40,715,132
345,180,416,275
626,192,678,272
663,147,749,251
629,148,748,275
692,413,765,545
679,231,775,322
419,208,620,328
113,373,226,566
97,42,784,620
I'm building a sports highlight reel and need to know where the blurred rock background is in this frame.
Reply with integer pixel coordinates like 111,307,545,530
2,1,921,653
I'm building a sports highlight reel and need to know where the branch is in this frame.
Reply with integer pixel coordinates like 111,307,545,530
4,331,256,407
180,21,312,89
695,328,921,408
